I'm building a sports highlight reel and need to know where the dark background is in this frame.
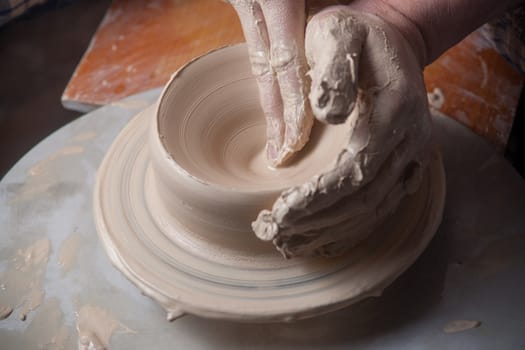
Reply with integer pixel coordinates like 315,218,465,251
0,0,111,178
0,0,523,179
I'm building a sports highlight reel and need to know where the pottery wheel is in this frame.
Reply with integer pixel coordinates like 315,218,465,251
2,87,525,348
94,104,446,322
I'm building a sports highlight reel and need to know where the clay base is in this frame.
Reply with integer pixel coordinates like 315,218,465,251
93,106,445,322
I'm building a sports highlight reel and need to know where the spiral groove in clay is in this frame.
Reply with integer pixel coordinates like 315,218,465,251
93,44,446,321
155,45,349,191
152,44,352,242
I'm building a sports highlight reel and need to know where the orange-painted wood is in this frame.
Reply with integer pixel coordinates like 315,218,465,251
62,0,243,110
62,0,523,150
424,30,523,151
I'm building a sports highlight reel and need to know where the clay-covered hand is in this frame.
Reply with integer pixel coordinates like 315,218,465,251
227,0,313,166
252,7,433,258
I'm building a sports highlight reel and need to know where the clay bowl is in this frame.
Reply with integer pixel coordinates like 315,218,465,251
148,44,349,251
93,44,446,322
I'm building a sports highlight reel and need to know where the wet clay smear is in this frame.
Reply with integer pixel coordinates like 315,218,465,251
76,305,132,350
0,238,51,321
443,320,482,333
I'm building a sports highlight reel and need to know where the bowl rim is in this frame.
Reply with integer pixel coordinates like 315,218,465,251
153,43,296,196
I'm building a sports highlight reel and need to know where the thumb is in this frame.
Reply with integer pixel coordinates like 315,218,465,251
305,7,367,124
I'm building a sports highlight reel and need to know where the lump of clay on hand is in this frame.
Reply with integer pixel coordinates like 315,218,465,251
252,8,432,258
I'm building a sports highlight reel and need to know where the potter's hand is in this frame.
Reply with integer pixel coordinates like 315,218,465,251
227,0,313,166
252,8,432,258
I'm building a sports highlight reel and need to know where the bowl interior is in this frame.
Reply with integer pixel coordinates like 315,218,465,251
157,44,349,192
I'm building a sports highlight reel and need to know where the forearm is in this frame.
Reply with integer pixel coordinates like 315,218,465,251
349,0,524,65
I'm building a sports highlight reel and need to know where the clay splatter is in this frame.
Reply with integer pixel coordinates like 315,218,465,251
0,238,51,321
443,319,481,334
58,233,82,273
76,305,133,350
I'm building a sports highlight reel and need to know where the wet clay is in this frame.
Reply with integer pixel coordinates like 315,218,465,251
0,238,50,321
76,305,131,350
157,50,347,192
28,146,85,177
58,233,82,273
151,44,351,259
93,43,446,322
443,320,482,334
228,0,313,166
0,298,73,350
251,10,434,257
0,304,13,320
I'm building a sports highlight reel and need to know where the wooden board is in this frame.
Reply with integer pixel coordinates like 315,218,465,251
62,0,243,111
62,0,523,151
424,30,523,151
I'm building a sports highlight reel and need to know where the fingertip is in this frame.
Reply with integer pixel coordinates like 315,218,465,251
266,141,279,165
267,146,295,168
252,210,279,241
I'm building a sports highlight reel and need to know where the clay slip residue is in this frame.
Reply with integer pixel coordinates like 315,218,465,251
0,238,51,321
443,319,481,333
110,98,151,110
0,304,13,320
427,87,445,110
76,305,132,350
0,298,72,350
58,232,82,272
72,131,98,142
29,146,85,177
